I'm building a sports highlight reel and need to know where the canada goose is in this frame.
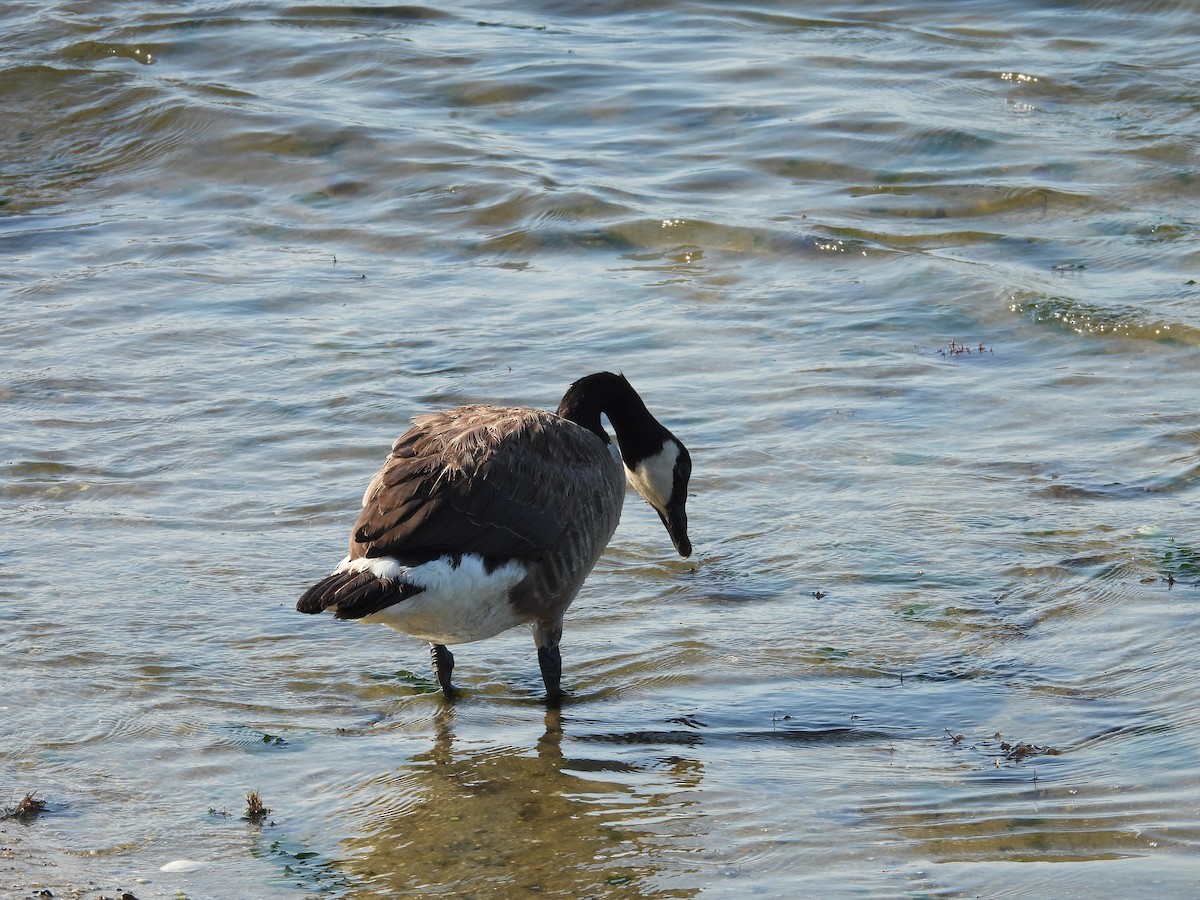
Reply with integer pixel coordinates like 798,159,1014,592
297,372,692,701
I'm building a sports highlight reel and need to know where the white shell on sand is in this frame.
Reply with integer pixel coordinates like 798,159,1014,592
160,859,206,873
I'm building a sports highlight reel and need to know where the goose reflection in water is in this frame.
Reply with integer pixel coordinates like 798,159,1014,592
328,706,705,897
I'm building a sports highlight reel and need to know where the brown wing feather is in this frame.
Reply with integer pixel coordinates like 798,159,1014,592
348,405,613,565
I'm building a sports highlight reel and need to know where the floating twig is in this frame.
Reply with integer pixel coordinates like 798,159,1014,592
244,790,271,823
937,339,995,359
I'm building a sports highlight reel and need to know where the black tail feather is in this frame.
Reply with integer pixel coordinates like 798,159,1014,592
297,570,424,619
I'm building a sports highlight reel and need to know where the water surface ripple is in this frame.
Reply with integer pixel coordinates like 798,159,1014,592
3,1,1199,897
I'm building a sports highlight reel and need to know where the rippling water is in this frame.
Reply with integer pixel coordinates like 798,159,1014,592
3,1,1199,897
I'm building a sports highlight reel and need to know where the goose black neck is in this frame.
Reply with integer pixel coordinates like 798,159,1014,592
556,372,666,465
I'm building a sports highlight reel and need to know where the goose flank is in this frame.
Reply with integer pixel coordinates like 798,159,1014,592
297,372,692,701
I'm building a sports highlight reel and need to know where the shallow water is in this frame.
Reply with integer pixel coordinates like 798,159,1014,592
3,0,1199,897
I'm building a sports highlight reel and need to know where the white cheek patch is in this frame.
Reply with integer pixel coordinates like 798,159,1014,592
625,440,679,511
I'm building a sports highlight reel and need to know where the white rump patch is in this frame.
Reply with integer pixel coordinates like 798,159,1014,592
625,440,679,511
338,554,529,645
336,555,403,581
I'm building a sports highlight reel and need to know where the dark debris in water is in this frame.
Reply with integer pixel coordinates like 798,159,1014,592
2,792,47,822
244,789,271,824
665,715,707,729
944,729,1063,767
937,339,994,359
1001,740,1063,763
1143,573,1180,588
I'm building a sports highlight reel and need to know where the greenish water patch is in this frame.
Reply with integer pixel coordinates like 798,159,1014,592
1009,292,1199,342
250,835,357,897
367,669,442,695
1142,531,1200,584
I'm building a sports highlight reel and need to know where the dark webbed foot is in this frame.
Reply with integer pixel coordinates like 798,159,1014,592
430,643,456,698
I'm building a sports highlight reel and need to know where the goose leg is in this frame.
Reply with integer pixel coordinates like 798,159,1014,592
537,645,563,702
430,643,455,698
533,621,564,704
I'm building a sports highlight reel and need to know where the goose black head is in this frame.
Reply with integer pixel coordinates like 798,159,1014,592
558,371,693,559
